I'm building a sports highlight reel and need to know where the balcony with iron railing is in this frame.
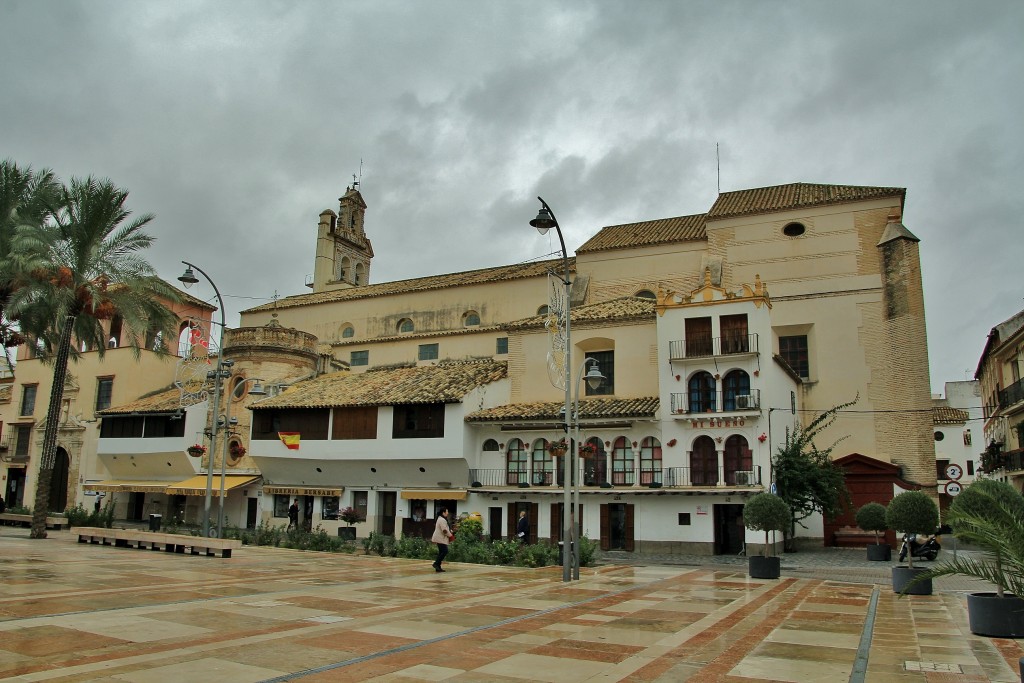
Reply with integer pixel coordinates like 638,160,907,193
0,432,30,464
469,466,762,490
669,389,761,415
669,333,759,361
998,378,1024,410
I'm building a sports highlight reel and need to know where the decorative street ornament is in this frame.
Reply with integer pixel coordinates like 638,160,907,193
175,319,220,408
187,443,206,458
545,273,567,390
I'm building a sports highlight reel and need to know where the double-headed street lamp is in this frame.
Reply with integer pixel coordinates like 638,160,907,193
572,358,605,579
178,261,228,538
530,198,574,582
217,377,265,537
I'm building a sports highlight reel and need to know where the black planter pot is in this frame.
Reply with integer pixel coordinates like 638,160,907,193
338,526,356,540
748,555,781,579
892,566,932,595
866,543,891,562
966,593,1024,638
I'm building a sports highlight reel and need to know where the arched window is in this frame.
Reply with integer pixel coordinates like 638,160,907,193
723,435,752,485
506,438,528,485
722,370,750,411
464,311,480,327
339,256,351,281
397,318,414,334
582,437,607,487
341,325,355,338
635,290,656,300
531,439,553,485
177,322,192,357
640,437,662,485
690,435,718,486
482,438,500,451
537,305,549,316
611,436,634,485
688,371,716,413
354,262,365,285
108,315,123,348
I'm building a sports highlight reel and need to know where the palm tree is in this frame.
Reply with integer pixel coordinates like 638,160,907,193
0,160,60,355
7,176,179,538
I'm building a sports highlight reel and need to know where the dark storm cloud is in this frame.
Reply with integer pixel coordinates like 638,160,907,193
1,0,1021,394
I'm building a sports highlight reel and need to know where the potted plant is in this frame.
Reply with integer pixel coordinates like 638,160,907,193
338,506,360,540
885,489,938,595
855,501,891,561
547,439,567,457
229,443,246,458
911,479,1024,637
743,493,791,579
186,443,206,458
578,443,597,459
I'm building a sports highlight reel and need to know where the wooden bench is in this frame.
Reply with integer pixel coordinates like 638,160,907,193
0,512,67,530
833,525,878,547
75,527,241,558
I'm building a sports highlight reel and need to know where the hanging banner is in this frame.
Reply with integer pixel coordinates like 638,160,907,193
278,432,301,450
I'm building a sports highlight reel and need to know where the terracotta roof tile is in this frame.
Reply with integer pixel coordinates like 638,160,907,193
242,259,570,314
466,397,659,422
503,296,657,331
250,359,507,409
577,214,706,253
707,183,905,220
100,387,184,415
933,406,970,425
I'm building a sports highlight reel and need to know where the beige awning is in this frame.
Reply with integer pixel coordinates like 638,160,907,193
167,475,260,497
263,486,343,497
83,480,172,493
400,489,467,501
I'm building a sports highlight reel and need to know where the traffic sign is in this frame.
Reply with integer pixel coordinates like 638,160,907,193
944,464,963,480
944,480,963,497
769,482,777,494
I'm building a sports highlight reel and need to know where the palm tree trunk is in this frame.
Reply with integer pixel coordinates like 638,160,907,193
30,314,75,539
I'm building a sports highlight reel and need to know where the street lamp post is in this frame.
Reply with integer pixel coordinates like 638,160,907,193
530,197,574,582
572,359,605,579
216,377,265,537
178,261,229,538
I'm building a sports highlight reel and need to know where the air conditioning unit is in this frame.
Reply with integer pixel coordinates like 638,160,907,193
735,471,752,485
736,394,752,409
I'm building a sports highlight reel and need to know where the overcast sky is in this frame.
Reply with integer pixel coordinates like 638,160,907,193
2,1,1020,396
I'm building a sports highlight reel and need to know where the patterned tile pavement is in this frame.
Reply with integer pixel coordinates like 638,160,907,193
0,527,1021,682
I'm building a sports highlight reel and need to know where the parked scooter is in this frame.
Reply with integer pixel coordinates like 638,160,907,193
897,525,950,562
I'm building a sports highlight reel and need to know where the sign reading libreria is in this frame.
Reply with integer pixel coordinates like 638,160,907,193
264,486,341,497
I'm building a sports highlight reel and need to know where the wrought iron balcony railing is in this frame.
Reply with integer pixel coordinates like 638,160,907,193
669,333,759,360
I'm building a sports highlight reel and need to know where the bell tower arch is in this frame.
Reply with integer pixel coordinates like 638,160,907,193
311,183,374,293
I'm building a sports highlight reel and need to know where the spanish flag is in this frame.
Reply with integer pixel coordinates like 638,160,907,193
278,432,301,450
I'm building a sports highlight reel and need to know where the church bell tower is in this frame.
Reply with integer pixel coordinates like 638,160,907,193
310,182,374,293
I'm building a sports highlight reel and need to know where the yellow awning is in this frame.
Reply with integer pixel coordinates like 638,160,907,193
167,475,261,497
83,480,172,493
400,489,467,501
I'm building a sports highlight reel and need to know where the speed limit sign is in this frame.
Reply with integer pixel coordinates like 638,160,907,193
945,464,963,480
944,480,963,497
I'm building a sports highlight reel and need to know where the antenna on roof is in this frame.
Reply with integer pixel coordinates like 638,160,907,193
716,142,721,194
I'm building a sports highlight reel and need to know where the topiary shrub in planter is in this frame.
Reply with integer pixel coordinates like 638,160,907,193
911,479,1024,636
743,493,791,579
856,501,891,561
885,490,938,595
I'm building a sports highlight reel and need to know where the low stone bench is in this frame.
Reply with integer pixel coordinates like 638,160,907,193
0,512,66,530
75,527,241,558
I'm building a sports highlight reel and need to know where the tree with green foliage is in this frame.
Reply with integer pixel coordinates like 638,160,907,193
855,502,888,545
6,174,179,538
772,399,855,551
0,160,60,358
743,493,791,557
885,490,938,569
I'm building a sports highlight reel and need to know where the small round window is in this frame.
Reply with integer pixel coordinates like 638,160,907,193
635,290,656,300
934,431,945,442
782,222,806,237
341,325,354,338
398,318,414,333
537,305,549,316
464,311,480,327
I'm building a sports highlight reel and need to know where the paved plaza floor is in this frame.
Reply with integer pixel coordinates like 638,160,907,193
1,527,1022,682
